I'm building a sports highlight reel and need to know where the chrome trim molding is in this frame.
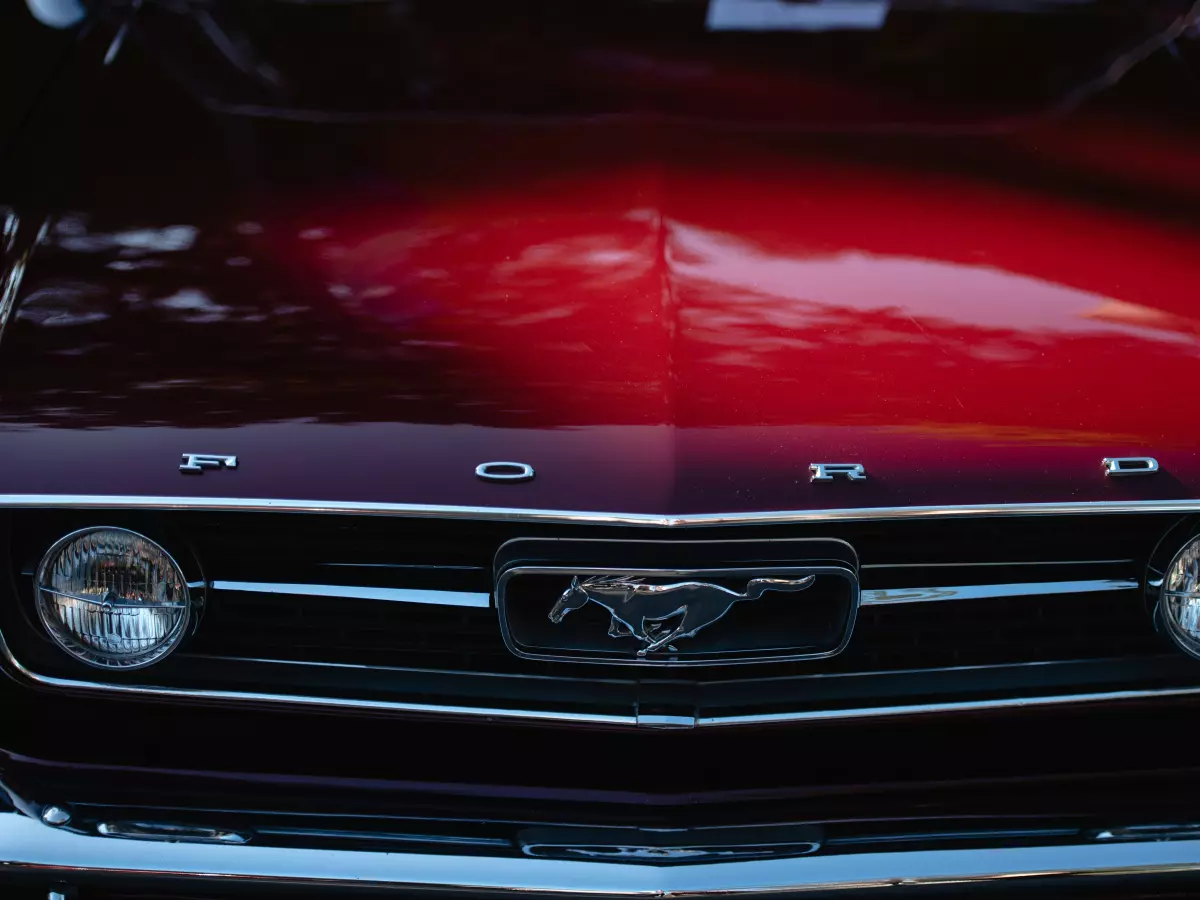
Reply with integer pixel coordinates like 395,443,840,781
694,683,1200,726
1094,825,1200,842
96,821,251,844
4,626,1200,729
0,628,630,727
862,559,1135,569
1,494,1200,526
5,809,1200,894
212,581,491,608
860,579,1140,606
40,806,71,827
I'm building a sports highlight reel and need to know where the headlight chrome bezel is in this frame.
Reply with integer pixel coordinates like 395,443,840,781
34,526,202,671
1158,533,1200,661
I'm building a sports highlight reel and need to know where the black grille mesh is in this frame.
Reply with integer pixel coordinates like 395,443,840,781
178,510,1169,678
5,508,1187,716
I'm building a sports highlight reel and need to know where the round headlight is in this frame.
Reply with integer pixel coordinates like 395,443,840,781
35,527,192,669
1160,535,1200,659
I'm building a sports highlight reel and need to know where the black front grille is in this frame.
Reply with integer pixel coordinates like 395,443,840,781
847,590,1161,671
194,592,507,672
189,584,1163,676
4,508,1195,726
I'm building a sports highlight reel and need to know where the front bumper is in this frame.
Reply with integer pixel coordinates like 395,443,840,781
6,807,1200,897
6,673,1200,898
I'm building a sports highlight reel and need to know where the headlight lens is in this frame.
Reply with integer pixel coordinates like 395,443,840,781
35,527,192,669
1161,535,1200,659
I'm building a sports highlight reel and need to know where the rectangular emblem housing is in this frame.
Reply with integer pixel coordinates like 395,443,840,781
495,538,859,666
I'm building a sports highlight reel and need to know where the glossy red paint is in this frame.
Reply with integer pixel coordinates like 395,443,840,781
1,14,1199,517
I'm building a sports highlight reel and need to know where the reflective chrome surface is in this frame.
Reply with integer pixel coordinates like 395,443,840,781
6,493,1200,525
1103,457,1160,477
809,464,867,482
2,5,1200,895
7,620,1200,729
5,805,1200,894
860,578,1140,606
1095,825,1200,842
476,462,536,483
40,806,70,827
694,683,1200,727
218,577,1137,610
179,453,239,474
707,0,890,32
216,578,1132,614
0,626,633,726
212,580,491,608
96,820,251,844
518,823,823,863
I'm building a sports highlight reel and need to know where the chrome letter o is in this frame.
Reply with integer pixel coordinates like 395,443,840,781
475,461,535,483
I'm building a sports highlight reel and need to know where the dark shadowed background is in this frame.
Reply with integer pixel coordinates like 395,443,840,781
0,4,76,153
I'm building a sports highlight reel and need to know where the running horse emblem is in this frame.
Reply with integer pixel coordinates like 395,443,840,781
547,574,817,657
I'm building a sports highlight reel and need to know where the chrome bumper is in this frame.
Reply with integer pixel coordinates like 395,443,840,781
4,809,1200,895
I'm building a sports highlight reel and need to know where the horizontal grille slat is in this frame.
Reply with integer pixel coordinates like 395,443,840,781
189,586,1158,676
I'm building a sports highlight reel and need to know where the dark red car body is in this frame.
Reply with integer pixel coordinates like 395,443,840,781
2,1,1200,896
2,1,1198,518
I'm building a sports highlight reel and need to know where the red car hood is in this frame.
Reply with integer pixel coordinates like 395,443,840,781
2,115,1199,518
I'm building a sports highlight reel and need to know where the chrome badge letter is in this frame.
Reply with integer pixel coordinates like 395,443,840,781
1102,457,1158,477
180,453,238,474
809,463,866,482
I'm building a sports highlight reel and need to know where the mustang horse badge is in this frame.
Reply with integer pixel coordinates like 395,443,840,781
548,574,816,657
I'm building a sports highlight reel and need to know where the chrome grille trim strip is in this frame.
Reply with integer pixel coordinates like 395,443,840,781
0,630,633,727
4,625,1199,729
696,684,1200,727
861,560,1135,569
860,579,1140,606
212,581,491,608
0,493,1198,525
185,652,634,683
215,577,1134,609
207,651,1165,681
4,807,1200,893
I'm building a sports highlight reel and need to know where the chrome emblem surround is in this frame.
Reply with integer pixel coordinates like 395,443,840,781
495,551,861,667
548,574,816,657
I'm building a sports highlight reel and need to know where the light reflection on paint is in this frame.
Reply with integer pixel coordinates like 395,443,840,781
670,224,1199,348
